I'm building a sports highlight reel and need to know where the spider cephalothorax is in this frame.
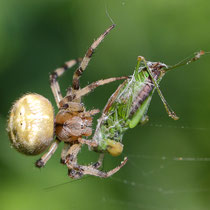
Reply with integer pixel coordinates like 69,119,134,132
8,25,128,179
55,102,99,142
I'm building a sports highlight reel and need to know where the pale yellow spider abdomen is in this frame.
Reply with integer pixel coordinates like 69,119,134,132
7,93,54,155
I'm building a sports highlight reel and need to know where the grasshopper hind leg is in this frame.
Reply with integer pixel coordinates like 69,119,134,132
138,56,179,120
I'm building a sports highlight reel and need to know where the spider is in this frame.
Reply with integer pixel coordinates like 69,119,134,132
7,25,128,179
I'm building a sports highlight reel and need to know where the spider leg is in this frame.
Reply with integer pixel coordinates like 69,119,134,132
92,153,104,169
74,76,127,99
35,138,60,168
78,138,98,147
65,143,84,179
50,59,80,107
72,139,103,169
65,142,128,179
62,76,126,105
60,143,71,164
68,157,128,179
78,109,100,118
81,157,128,178
65,143,82,163
71,24,115,91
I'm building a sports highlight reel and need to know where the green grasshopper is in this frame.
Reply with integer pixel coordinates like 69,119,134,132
92,51,205,157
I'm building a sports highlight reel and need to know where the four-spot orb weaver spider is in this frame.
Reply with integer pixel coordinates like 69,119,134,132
7,25,128,179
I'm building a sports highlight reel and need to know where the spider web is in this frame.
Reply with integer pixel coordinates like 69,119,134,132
1,0,210,210
44,122,210,210
96,121,210,210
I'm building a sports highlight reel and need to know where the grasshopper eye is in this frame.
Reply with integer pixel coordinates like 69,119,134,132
7,93,54,155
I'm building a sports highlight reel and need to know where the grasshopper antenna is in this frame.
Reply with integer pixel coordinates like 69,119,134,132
104,1,116,25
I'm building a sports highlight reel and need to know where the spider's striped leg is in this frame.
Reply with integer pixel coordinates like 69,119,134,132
78,138,98,147
50,59,80,107
65,143,128,179
60,143,71,164
92,153,105,169
78,109,100,118
65,143,84,179
35,138,60,168
74,76,127,99
71,24,115,91
76,139,103,169
79,157,128,178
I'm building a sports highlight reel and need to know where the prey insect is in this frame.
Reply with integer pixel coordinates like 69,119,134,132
7,25,128,179
92,51,205,157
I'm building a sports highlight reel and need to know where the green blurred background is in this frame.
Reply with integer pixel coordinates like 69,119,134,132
0,0,210,209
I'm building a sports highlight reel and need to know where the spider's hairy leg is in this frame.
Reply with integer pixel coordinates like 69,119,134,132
35,139,60,168
65,143,84,179
50,59,80,107
72,24,115,91
92,153,104,169
74,76,127,99
65,143,128,179
78,138,98,147
79,157,128,178
78,109,100,118
65,143,82,163
60,143,71,164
